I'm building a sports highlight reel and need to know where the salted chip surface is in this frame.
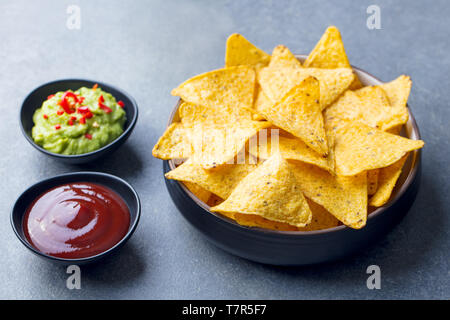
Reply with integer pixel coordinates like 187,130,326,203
211,153,312,227
269,45,302,68
225,33,271,68
304,25,362,89
183,182,211,203
379,75,411,125
325,86,407,131
249,135,334,172
258,66,355,110
255,77,328,156
165,159,257,199
290,160,367,229
370,154,409,207
152,123,192,160
333,122,424,176
171,66,255,112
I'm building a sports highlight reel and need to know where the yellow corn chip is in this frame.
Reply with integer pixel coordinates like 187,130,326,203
165,159,257,199
183,182,212,203
179,102,253,124
304,25,362,89
325,86,407,131
249,135,334,173
152,123,192,160
333,122,424,176
290,160,367,229
269,45,302,68
211,153,312,227
228,212,299,231
370,154,409,207
367,169,379,195
379,75,411,125
171,66,255,112
258,66,355,110
297,199,340,231
225,33,271,68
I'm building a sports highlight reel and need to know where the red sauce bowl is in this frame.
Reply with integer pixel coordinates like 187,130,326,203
11,172,140,265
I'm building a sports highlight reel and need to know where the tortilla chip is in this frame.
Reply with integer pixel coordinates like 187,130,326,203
225,33,271,68
290,160,367,229
297,199,340,231
303,25,362,89
269,45,302,68
183,182,211,203
211,153,312,227
325,86,407,131
367,169,379,195
258,66,355,110
165,159,257,199
152,123,192,160
179,102,252,125
370,154,409,207
249,135,334,172
379,75,411,125
255,77,328,155
171,66,255,112
229,212,299,231
333,122,424,176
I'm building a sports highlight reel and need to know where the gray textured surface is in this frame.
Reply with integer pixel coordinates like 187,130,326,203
0,0,448,299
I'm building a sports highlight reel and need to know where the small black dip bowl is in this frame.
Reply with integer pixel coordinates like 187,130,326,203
11,172,141,265
20,79,138,164
163,55,423,266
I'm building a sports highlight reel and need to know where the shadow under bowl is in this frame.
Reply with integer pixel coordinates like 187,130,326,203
11,171,141,265
20,79,138,164
163,55,422,266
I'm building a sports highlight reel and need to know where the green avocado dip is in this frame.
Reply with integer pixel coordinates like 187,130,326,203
32,85,126,155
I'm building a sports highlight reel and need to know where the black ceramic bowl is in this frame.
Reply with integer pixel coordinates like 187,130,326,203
163,56,422,266
20,79,138,164
11,172,141,265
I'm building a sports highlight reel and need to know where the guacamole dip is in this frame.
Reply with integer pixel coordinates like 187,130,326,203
32,85,126,155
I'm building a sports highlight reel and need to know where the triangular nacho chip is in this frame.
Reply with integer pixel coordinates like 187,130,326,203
325,85,407,131
304,25,362,89
379,75,411,125
152,123,192,160
171,66,255,112
211,153,312,227
165,159,257,199
258,66,355,109
367,169,379,195
370,154,409,207
255,77,328,155
225,33,271,68
269,45,302,68
290,160,368,229
333,122,424,176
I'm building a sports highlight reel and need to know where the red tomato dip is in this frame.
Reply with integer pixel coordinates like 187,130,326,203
23,182,130,259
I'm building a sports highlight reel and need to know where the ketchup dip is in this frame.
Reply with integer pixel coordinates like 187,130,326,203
23,182,130,259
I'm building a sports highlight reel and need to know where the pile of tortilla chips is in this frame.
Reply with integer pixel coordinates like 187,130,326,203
153,26,424,231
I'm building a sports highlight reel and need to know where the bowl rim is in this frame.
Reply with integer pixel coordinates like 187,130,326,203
166,55,422,236
19,78,139,159
10,171,141,262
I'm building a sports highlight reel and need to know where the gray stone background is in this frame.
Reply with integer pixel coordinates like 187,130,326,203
0,0,448,299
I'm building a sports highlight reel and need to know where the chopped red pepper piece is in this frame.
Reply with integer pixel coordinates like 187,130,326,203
117,100,125,108
99,102,112,113
85,111,93,119
70,116,77,121
98,95,105,103
92,84,98,90
78,96,85,103
79,117,86,124
68,119,74,126
58,91,79,114
57,109,64,116
77,106,90,114
47,94,55,100
85,133,92,140
43,114,48,120
54,124,61,130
